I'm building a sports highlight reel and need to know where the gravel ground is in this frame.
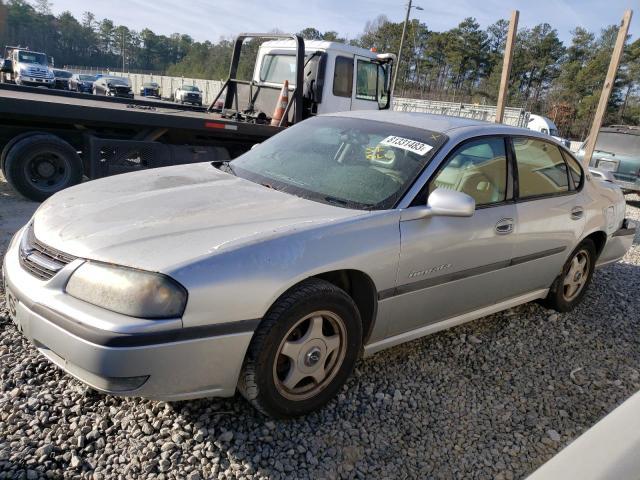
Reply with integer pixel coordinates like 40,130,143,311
1,174,639,479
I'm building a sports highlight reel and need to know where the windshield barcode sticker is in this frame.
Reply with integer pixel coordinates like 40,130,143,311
379,136,433,155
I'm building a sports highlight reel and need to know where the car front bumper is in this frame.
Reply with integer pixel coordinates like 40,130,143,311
3,229,253,401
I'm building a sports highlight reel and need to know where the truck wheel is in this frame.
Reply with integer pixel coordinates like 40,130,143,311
2,132,49,176
4,135,83,201
238,279,362,418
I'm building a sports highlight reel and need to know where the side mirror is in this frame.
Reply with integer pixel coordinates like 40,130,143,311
401,188,475,221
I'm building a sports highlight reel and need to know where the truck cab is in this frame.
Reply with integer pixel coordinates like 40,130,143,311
1,46,55,87
213,34,394,126
255,39,392,115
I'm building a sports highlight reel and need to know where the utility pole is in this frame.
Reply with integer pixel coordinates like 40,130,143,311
391,1,423,98
495,10,519,124
582,9,633,167
122,29,125,73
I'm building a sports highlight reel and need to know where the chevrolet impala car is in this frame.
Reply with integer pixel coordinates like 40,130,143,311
3,112,635,418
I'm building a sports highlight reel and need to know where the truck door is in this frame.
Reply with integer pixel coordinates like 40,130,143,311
351,56,385,111
319,54,353,114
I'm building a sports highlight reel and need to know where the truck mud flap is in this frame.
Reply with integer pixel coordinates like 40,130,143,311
87,137,229,178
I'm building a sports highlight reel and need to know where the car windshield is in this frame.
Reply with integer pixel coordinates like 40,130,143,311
79,75,96,81
231,116,447,210
18,51,47,65
595,131,640,157
106,77,129,86
54,70,72,78
182,85,199,92
143,83,158,87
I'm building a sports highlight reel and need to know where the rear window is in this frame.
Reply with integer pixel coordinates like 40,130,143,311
259,54,297,84
333,56,353,98
595,131,640,157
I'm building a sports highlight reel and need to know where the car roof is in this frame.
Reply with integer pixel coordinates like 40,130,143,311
326,110,541,137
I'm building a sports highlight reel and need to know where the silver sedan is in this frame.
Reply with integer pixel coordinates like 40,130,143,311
3,112,635,417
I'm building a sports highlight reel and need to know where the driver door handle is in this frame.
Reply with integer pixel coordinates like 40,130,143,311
495,218,514,235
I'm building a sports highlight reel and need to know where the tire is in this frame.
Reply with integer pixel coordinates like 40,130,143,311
1,132,48,176
238,278,362,418
4,134,83,201
542,239,596,312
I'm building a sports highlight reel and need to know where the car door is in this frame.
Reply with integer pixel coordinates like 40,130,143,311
384,136,518,337
506,136,586,298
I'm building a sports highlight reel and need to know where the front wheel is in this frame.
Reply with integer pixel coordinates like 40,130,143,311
238,279,362,418
542,239,596,312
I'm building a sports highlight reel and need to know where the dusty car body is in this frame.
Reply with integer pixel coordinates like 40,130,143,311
3,112,635,417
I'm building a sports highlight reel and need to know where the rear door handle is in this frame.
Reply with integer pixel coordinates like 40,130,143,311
571,207,584,220
495,218,514,235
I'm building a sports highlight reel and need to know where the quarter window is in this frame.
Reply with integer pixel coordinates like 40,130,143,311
430,137,508,207
562,151,584,190
356,60,377,101
513,138,569,198
333,56,353,98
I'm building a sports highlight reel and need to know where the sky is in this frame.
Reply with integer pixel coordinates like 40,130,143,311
48,0,638,45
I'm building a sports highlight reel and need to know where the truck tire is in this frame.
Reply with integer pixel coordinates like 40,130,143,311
238,278,362,418
1,132,50,175
4,134,83,202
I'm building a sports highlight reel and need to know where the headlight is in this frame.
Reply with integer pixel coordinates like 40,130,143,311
66,262,187,319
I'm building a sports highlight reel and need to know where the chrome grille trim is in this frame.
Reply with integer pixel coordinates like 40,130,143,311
19,224,77,280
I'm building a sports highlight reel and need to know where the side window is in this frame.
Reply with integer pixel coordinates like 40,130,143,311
513,137,569,198
430,137,508,207
562,150,584,190
333,56,353,98
356,60,377,101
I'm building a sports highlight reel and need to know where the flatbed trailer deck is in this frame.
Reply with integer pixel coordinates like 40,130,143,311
0,83,283,201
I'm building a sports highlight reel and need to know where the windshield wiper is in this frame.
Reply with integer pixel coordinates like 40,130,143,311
211,160,235,175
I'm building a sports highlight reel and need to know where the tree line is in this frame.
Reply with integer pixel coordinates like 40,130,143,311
0,0,638,138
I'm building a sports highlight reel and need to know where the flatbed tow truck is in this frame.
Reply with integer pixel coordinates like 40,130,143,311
0,34,394,201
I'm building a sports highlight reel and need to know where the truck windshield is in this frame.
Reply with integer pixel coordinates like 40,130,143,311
18,51,47,65
231,116,447,210
259,54,296,84
596,132,640,157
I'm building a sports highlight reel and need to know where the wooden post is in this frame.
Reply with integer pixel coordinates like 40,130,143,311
582,10,633,167
495,10,519,124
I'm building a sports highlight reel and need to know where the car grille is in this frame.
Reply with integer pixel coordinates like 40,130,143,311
187,93,198,99
115,86,130,94
19,225,76,280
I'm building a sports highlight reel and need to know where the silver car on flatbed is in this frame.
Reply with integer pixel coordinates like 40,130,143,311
3,112,635,417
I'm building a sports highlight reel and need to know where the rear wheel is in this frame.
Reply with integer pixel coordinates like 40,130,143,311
542,239,596,312
238,279,362,418
4,135,83,201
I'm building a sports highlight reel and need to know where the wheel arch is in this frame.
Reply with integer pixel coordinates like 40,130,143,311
311,269,378,345
582,230,607,258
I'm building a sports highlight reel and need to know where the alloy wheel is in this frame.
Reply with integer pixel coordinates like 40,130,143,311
273,310,347,401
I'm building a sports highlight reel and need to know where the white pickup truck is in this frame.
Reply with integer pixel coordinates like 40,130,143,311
1,46,55,87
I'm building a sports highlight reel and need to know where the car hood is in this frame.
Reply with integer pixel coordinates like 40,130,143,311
32,163,364,272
